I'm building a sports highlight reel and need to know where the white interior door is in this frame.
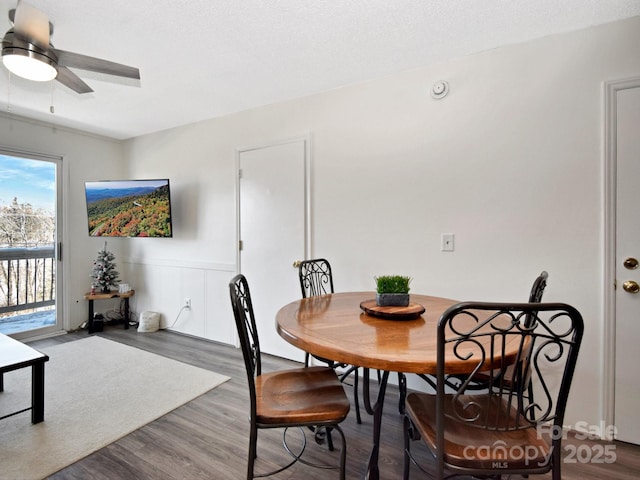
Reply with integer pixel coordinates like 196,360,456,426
238,139,309,361
614,85,640,445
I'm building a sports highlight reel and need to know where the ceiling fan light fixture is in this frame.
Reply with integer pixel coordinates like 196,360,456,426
2,4,139,94
2,47,57,81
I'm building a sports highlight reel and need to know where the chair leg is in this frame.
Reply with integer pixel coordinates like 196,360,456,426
326,427,335,451
331,424,348,480
551,442,562,480
527,382,536,421
310,425,335,451
339,365,362,424
403,414,411,480
398,372,407,414
353,367,362,424
248,424,258,480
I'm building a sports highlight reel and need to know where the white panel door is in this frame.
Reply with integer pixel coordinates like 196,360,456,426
615,86,640,445
238,139,308,361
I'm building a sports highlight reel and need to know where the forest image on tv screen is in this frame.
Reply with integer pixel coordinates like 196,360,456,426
85,180,172,237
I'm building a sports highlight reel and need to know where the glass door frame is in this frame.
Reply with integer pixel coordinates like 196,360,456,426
0,146,64,339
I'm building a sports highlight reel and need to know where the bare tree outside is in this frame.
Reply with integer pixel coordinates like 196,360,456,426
0,197,55,247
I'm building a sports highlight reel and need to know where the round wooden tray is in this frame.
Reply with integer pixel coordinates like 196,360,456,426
360,299,425,320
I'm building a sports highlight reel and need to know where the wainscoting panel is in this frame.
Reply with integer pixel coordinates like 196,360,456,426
124,260,236,345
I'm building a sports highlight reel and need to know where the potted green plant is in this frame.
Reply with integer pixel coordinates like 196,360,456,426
375,275,411,307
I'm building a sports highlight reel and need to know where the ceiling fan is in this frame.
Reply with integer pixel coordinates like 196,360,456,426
1,1,140,94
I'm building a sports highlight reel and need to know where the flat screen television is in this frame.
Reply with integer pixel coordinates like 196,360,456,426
85,179,173,237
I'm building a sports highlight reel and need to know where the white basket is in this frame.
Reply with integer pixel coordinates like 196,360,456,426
137,311,161,333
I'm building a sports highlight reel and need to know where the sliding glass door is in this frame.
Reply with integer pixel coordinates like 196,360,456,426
0,149,63,338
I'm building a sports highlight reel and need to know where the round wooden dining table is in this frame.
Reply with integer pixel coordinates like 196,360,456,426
276,291,461,479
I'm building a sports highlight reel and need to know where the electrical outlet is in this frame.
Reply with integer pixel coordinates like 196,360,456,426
184,298,191,309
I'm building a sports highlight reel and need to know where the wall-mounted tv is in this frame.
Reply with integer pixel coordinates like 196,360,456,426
85,179,173,237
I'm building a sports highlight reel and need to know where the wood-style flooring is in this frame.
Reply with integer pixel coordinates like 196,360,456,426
26,327,639,479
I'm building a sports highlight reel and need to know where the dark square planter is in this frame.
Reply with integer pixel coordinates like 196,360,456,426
376,293,410,307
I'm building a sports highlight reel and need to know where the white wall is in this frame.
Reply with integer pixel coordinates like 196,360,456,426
123,16,640,428
0,114,126,331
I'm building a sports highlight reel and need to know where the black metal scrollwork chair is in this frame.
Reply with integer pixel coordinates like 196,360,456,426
403,301,583,480
444,271,549,396
298,258,363,424
398,271,549,415
230,274,350,480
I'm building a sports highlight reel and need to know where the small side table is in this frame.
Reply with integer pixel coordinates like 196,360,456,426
0,333,49,424
84,290,135,331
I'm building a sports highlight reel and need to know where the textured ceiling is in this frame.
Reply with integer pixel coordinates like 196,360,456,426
1,0,639,140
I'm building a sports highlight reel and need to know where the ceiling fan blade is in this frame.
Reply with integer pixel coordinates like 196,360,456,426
54,49,140,80
12,2,50,48
55,65,94,94
9,7,53,36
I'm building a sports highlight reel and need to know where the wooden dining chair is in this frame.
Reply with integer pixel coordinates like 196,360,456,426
298,258,363,424
229,274,350,480
403,301,583,480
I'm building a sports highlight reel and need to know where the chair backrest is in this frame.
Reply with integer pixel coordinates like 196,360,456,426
528,271,548,304
519,271,549,389
298,258,334,298
229,274,261,414
436,301,583,465
521,271,548,328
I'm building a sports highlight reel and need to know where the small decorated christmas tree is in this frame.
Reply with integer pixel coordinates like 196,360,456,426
90,241,120,293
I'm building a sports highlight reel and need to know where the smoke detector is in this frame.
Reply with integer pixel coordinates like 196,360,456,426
431,81,449,99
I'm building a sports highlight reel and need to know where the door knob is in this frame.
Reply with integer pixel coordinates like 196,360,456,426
623,257,639,270
292,260,301,268
623,280,640,294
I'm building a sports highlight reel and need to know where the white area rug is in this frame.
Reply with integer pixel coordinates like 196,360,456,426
0,336,229,480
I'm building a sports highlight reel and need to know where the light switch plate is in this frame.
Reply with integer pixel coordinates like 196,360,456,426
441,233,455,252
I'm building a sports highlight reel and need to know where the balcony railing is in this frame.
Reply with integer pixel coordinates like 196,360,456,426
0,245,56,316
